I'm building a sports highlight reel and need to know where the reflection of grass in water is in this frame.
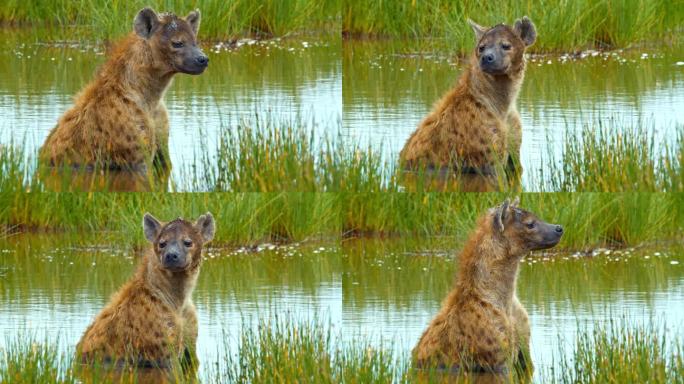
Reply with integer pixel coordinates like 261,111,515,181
538,120,684,191
2,319,681,383
0,0,341,40
343,0,683,53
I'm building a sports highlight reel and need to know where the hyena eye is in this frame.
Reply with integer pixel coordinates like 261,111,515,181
526,222,535,229
501,43,511,50
159,241,167,248
172,41,184,48
183,239,193,247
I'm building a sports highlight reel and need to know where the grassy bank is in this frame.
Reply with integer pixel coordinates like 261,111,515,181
0,0,340,40
1,192,683,251
343,0,684,53
1,319,681,383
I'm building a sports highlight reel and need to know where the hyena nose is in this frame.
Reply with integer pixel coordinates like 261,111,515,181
165,253,180,262
555,225,564,234
196,55,209,66
483,54,495,63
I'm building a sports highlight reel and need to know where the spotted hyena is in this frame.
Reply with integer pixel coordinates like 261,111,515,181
77,212,215,374
413,198,563,379
39,7,208,173
400,17,537,184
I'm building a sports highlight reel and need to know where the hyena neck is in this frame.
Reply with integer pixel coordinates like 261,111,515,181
466,56,525,117
143,255,200,310
102,35,175,109
486,252,521,310
457,231,521,310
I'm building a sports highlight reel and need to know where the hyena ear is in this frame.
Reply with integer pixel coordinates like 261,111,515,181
514,16,537,47
134,7,160,39
143,213,162,242
493,199,511,233
468,19,487,42
195,212,215,243
185,9,201,35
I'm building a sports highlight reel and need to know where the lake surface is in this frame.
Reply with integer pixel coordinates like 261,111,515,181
343,40,684,190
0,31,341,190
1,233,682,381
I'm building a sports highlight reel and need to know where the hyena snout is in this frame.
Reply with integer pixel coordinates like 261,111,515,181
162,242,188,269
179,47,209,74
479,48,506,74
531,221,563,250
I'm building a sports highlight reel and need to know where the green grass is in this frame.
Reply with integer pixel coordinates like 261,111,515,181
537,120,684,192
1,191,683,251
217,316,400,383
0,0,340,40
186,116,389,193
2,319,682,383
550,319,684,383
343,0,684,53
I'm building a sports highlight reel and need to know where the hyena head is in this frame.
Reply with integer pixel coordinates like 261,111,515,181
468,16,536,76
489,197,563,255
133,7,209,75
143,212,215,272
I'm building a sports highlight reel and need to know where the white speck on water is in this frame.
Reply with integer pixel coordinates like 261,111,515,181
671,261,679,265
654,252,661,256
644,255,650,259
546,60,552,64
676,61,684,66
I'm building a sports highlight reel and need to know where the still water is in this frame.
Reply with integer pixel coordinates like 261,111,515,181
1,234,682,381
0,31,341,189
343,40,684,189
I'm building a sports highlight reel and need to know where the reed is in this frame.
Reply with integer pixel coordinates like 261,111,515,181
0,0,341,40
